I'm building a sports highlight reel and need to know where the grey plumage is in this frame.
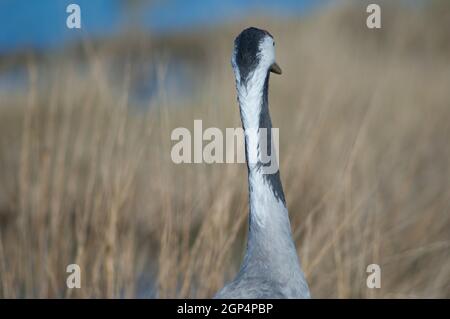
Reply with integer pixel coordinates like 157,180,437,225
214,28,311,299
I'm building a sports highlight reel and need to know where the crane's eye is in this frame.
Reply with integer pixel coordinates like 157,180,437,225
273,41,275,46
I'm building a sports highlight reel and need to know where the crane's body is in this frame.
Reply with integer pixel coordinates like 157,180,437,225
214,28,310,299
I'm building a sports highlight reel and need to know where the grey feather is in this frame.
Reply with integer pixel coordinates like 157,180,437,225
214,28,311,299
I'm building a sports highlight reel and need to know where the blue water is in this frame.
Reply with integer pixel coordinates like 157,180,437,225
0,0,320,53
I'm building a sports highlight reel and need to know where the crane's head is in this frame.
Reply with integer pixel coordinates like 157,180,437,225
232,27,282,86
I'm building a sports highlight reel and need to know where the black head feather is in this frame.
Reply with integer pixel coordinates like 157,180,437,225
233,27,272,83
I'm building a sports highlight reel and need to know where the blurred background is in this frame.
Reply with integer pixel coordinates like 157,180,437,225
0,0,449,298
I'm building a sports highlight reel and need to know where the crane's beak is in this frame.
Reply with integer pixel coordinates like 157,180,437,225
270,62,282,75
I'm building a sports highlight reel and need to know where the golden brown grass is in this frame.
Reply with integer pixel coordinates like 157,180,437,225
0,1,449,298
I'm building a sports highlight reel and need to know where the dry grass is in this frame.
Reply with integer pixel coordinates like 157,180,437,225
0,1,449,298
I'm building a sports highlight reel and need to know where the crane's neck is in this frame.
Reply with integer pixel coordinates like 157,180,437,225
235,70,305,284
237,72,286,215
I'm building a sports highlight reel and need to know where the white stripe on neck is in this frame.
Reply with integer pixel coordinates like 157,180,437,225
236,70,286,228
236,64,268,169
